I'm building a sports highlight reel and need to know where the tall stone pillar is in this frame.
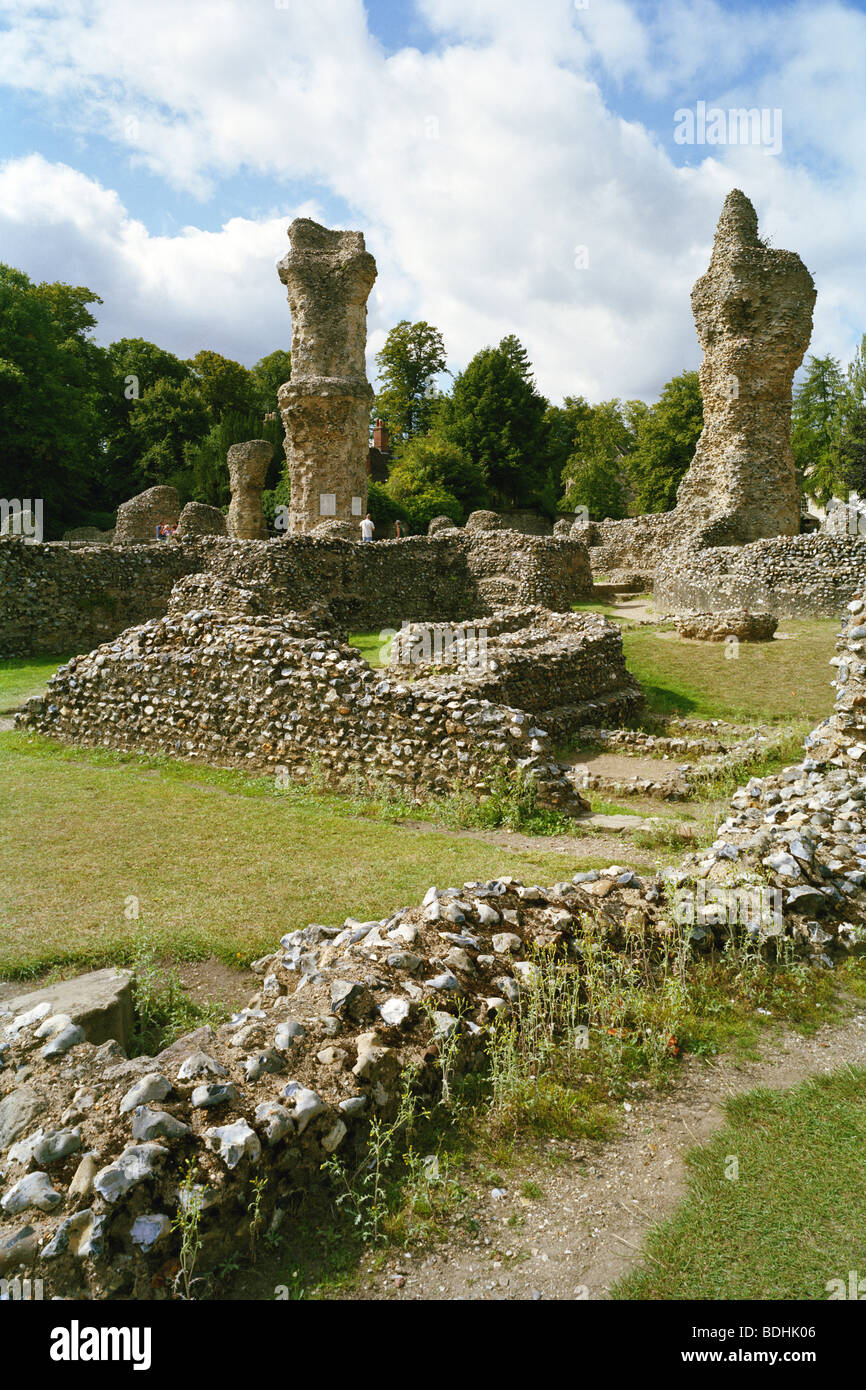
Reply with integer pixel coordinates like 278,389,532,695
276,219,377,536
227,439,272,539
673,189,816,544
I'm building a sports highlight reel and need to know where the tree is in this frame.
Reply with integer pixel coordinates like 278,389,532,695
626,370,703,513
439,335,550,509
127,378,210,492
0,264,109,533
841,335,866,495
250,350,292,415
184,410,285,508
559,400,636,519
374,320,447,441
790,354,848,502
101,339,195,507
188,349,257,421
386,435,490,516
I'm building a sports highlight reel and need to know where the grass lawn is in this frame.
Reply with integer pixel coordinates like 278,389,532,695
620,619,837,725
615,1067,866,1300
348,630,393,668
0,730,644,980
0,653,72,715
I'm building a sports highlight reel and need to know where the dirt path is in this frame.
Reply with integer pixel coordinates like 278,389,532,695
348,1007,866,1301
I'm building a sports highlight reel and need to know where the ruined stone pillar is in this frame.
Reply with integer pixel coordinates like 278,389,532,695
227,439,272,539
276,218,377,536
674,189,816,544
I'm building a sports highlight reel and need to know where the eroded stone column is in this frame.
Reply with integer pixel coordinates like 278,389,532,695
674,189,816,544
227,439,271,539
276,218,377,536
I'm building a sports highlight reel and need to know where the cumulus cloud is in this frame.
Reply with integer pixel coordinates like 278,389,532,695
0,0,864,399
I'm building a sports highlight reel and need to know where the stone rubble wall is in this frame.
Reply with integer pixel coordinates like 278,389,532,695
4,598,866,1298
16,604,593,815
0,871,670,1299
0,541,201,658
654,533,866,618
674,611,778,642
0,533,593,659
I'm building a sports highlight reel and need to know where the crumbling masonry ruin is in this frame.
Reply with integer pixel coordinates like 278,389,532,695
277,219,377,536
589,189,818,589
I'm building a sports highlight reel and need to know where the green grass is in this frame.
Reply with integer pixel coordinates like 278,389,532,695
621,620,837,724
0,653,71,714
347,630,393,668
614,1066,866,1300
0,730,641,980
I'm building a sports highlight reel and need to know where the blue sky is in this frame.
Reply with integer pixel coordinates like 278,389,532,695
0,0,864,403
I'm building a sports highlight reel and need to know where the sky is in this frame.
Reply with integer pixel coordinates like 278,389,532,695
0,0,864,405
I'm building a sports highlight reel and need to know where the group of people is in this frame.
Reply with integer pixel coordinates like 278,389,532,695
360,515,403,542
156,522,178,540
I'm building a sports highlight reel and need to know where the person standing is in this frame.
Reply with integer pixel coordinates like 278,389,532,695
394,519,404,539
360,513,375,542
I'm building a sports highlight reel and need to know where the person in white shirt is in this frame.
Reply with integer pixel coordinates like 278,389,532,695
360,514,375,542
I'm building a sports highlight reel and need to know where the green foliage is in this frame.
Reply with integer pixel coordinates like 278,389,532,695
439,335,550,509
558,398,637,519
388,482,463,533
250,349,292,414
374,320,447,440
127,377,210,492
262,474,291,532
366,479,408,530
129,930,227,1056
386,434,489,519
188,349,257,420
792,345,866,501
626,369,703,512
791,354,848,500
0,264,109,532
183,410,284,508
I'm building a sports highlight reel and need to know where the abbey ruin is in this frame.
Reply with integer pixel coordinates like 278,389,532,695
3,189,866,1304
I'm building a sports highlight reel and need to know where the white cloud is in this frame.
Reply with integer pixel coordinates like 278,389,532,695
0,0,864,400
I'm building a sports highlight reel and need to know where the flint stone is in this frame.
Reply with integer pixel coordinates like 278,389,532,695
93,1144,169,1202
1,1171,62,1215
132,1106,192,1142
178,1051,228,1082
130,1213,172,1252
1,969,133,1049
191,1083,239,1109
120,1073,172,1113
205,1119,262,1170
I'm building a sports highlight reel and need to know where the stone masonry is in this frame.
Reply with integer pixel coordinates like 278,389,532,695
673,188,816,546
113,486,180,543
589,190,817,574
226,440,271,540
277,219,377,536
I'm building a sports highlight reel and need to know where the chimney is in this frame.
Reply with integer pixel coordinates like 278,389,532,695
372,418,389,453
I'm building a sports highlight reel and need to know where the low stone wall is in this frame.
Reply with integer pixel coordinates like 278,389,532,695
0,532,593,659
0,870,666,1298
18,603,594,815
0,541,200,658
674,611,778,642
654,534,866,618
391,607,644,733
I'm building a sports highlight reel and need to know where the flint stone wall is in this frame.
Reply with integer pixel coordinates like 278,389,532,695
391,607,644,734
0,542,201,658
18,604,592,815
0,533,592,659
654,534,866,619
674,611,778,642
